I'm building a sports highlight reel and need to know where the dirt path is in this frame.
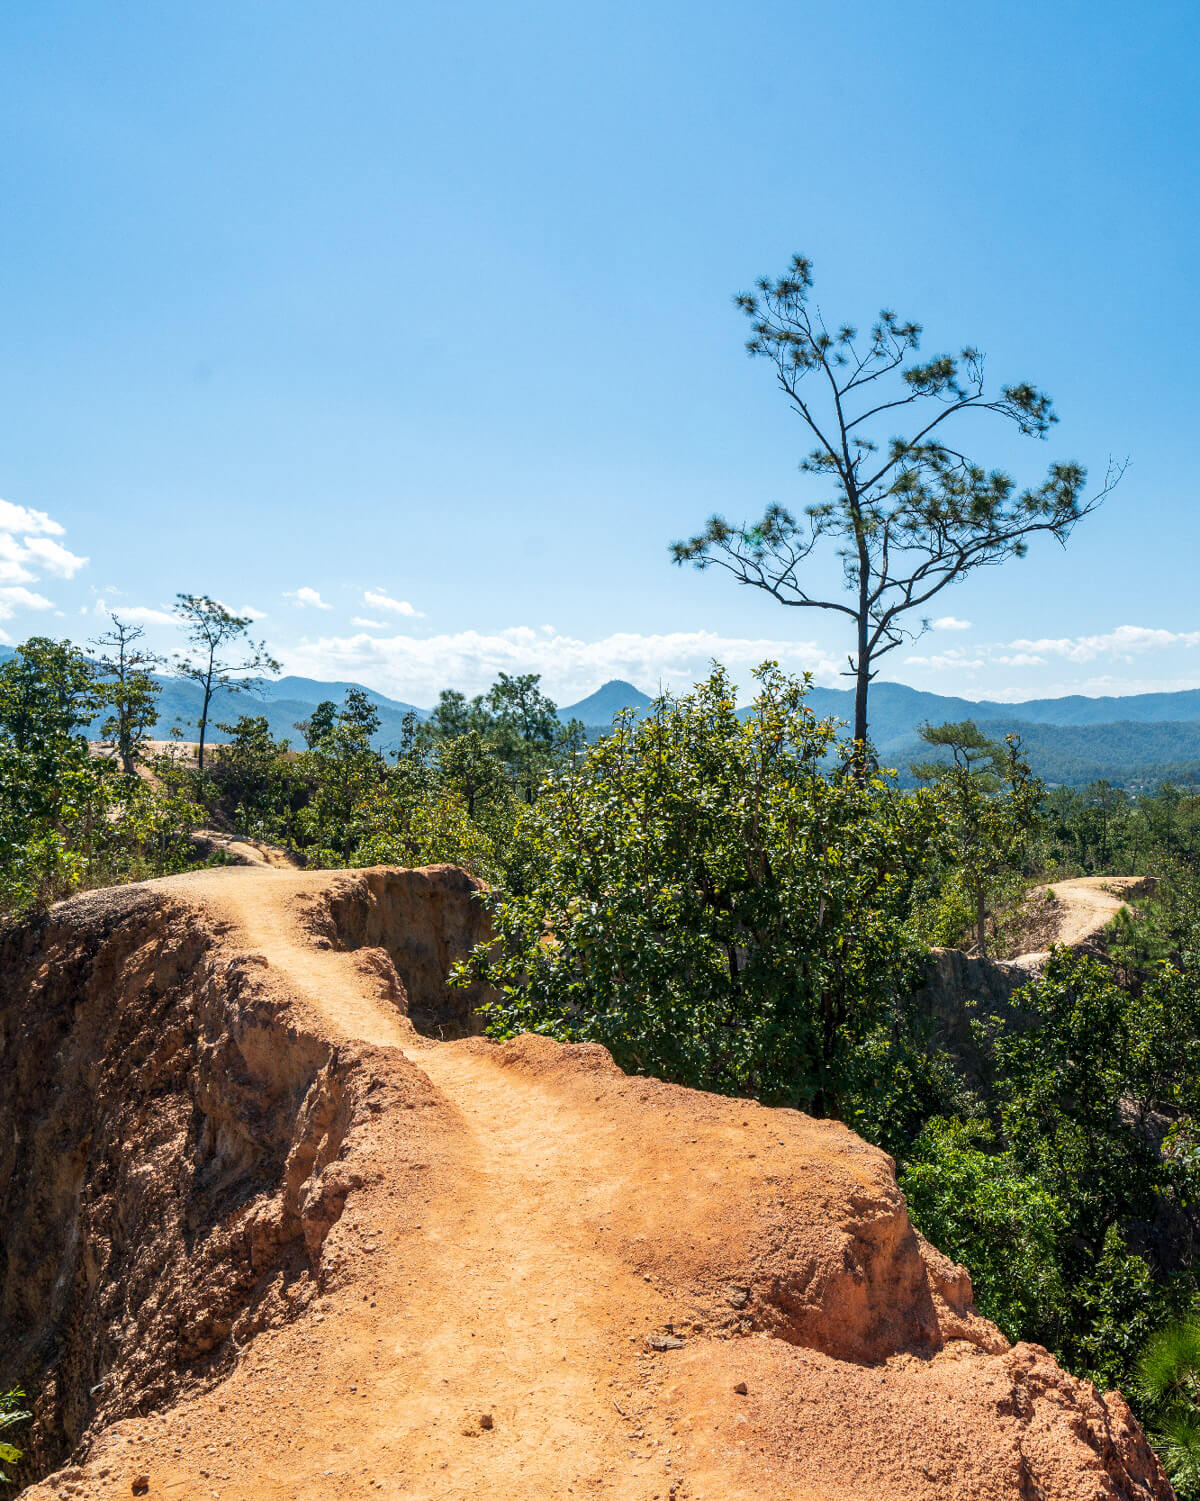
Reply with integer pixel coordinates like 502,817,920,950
22,866,1171,1501
1009,875,1152,966
189,829,302,870
68,866,746,1497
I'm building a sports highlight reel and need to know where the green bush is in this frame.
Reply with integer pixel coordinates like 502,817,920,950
461,663,938,1114
0,1388,30,1485
1135,1310,1200,1498
0,640,203,915
900,1117,1066,1342
903,950,1200,1391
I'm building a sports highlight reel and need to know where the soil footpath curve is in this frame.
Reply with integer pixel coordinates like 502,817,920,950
12,865,1171,1501
187,829,303,870
1009,875,1153,966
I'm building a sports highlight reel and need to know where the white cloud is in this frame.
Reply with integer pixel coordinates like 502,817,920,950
22,536,88,578
0,499,86,606
0,586,55,620
351,617,386,628
0,535,36,584
903,622,1200,693
0,498,65,536
363,589,424,618
908,625,1200,672
1007,625,1200,662
932,616,972,632
281,626,842,704
905,652,986,671
285,586,332,611
994,652,1046,668
215,600,268,621
92,598,177,625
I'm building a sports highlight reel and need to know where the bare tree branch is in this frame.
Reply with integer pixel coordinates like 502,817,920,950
671,255,1119,756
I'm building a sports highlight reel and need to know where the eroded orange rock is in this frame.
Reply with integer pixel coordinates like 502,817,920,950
0,866,1172,1499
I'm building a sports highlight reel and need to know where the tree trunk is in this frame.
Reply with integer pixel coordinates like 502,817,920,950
853,657,870,750
198,686,211,771
976,887,988,958
852,554,871,758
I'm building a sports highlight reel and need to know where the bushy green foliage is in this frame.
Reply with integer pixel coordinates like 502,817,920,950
839,1004,970,1162
461,664,938,1113
1136,1311,1200,1498
905,949,1200,1390
0,639,202,914
912,721,1042,955
0,1387,30,1484
273,694,519,880
211,715,306,841
182,674,584,882
419,673,584,804
901,1118,1067,1340
1043,780,1200,878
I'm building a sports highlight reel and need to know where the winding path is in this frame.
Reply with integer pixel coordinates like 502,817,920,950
22,865,1169,1501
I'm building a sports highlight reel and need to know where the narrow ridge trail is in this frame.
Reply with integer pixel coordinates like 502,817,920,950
45,865,779,1499
1008,875,1152,966
18,866,1172,1501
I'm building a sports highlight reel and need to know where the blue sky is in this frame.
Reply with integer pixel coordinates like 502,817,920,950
1,0,1198,707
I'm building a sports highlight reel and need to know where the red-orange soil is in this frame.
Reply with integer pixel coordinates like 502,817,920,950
0,866,1171,1500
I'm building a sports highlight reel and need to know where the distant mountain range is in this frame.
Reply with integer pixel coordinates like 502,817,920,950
116,671,429,752
561,679,1200,789
1,642,1197,787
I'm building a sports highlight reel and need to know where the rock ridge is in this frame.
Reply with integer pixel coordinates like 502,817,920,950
0,865,1173,1499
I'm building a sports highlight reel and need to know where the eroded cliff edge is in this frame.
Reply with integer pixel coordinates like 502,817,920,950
0,866,1173,1499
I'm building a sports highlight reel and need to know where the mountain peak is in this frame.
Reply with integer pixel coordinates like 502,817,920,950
559,679,655,724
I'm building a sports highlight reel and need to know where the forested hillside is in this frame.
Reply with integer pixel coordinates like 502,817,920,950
4,635,1200,1492
4,638,1193,786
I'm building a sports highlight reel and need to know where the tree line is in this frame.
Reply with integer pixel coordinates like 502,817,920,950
14,250,1200,1490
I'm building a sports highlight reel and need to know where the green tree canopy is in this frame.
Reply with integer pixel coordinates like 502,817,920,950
173,594,279,770
672,254,1119,751
0,637,200,912
0,636,101,751
912,720,1042,955
462,663,936,1113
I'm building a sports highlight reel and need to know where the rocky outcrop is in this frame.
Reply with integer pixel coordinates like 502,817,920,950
1,866,1173,1500
909,945,1030,1083
304,864,497,1038
0,882,445,1482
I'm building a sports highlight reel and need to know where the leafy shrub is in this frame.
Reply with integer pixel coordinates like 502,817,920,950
0,1388,30,1485
1136,1310,1200,1498
461,664,938,1114
901,1117,1066,1341
904,950,1200,1390
0,641,204,915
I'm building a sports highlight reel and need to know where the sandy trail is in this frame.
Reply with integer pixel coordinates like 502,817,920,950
20,865,1171,1500
109,866,757,1498
1009,874,1151,966
189,829,303,870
